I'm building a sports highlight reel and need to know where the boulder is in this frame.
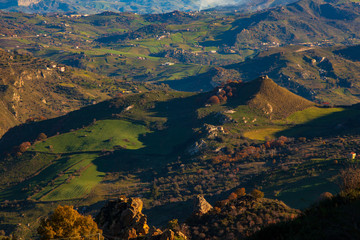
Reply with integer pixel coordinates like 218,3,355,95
193,195,213,216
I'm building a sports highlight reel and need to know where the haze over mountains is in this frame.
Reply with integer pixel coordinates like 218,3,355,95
0,0,298,14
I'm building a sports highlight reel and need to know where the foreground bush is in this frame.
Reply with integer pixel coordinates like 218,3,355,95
38,205,103,240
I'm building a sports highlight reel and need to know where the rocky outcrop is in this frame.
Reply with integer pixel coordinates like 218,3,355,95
96,197,150,240
203,124,225,139
96,196,188,240
193,195,213,216
187,140,207,155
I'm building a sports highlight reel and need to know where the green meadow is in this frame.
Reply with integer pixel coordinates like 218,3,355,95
32,120,150,153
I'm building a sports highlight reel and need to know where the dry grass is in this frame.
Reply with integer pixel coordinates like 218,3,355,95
247,76,314,119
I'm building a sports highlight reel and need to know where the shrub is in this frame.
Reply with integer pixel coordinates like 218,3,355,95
207,96,220,105
339,167,360,191
37,205,103,240
218,95,227,103
37,133,47,141
250,189,264,199
168,219,180,232
234,188,246,197
228,192,238,200
318,192,333,201
14,142,32,155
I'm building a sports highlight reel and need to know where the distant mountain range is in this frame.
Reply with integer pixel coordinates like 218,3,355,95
0,0,297,14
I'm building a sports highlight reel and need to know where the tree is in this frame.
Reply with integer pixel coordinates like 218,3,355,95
37,133,47,141
339,167,360,191
14,142,31,156
234,188,246,197
207,96,220,105
151,181,160,200
19,142,31,152
37,205,103,240
228,192,238,200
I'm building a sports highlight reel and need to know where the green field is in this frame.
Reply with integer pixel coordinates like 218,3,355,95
40,162,104,201
32,120,150,153
243,107,360,140
243,128,285,141
20,120,153,201
281,107,346,124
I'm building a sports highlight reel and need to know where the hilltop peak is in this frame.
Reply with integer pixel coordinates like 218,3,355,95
255,75,271,82
228,76,314,119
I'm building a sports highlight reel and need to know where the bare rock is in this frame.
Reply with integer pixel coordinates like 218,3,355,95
193,195,213,216
160,229,175,240
187,140,207,155
203,124,225,139
96,196,150,239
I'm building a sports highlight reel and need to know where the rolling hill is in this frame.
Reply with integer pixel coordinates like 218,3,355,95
2,0,199,14
1,0,360,97
202,0,360,52
228,45,360,105
2,77,360,238
251,188,360,240
0,0,299,14
168,44,360,105
1,2,360,238
237,76,314,119
0,49,114,137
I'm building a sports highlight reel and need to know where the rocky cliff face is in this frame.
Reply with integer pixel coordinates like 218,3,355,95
17,0,42,6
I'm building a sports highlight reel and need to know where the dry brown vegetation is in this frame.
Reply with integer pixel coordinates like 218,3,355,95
246,76,314,119
186,192,299,240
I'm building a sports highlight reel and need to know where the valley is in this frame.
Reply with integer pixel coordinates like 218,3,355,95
1,0,360,239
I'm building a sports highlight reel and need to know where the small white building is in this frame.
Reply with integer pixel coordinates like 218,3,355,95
348,152,357,160
162,62,175,66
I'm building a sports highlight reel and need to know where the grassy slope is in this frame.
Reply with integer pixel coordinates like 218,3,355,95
250,189,360,240
0,49,114,137
246,77,314,119
32,120,150,153
243,106,360,140
39,157,104,201
0,90,200,203
25,119,149,201
263,158,340,209
2,78,358,204
0,10,246,88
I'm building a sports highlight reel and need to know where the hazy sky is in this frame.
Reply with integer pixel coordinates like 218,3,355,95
199,0,244,10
